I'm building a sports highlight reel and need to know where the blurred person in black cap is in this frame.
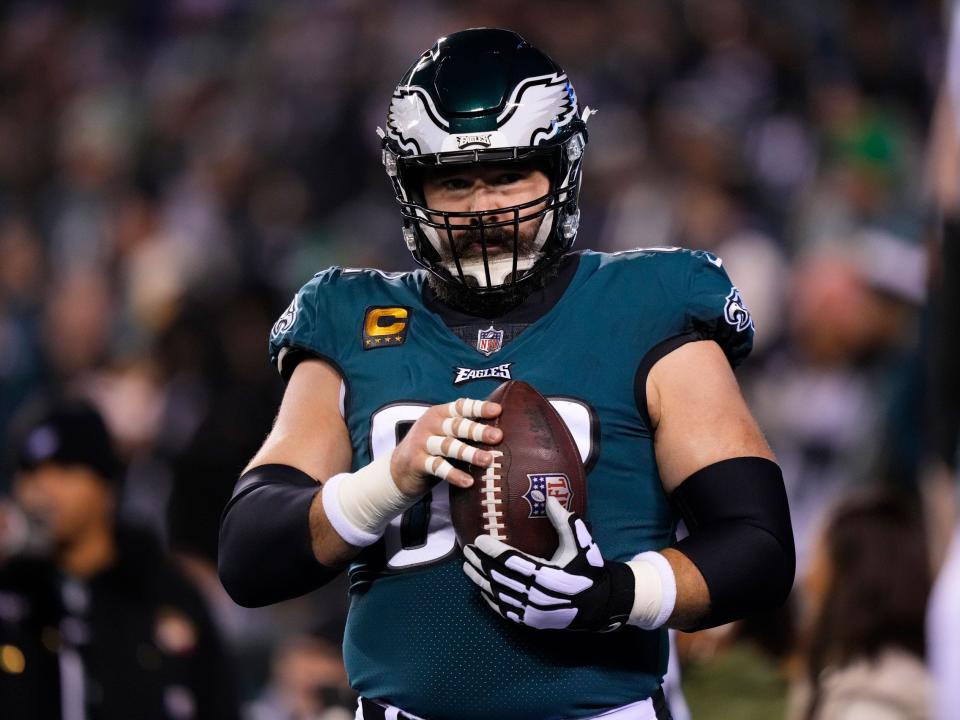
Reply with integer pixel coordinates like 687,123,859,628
0,397,239,720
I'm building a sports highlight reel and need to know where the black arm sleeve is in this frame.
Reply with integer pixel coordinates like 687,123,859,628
218,464,343,607
670,457,795,630
931,218,960,469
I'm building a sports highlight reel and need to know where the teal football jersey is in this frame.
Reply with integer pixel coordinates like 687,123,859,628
268,248,753,720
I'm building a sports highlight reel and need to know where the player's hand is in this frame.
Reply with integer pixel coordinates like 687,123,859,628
462,497,635,632
390,397,502,497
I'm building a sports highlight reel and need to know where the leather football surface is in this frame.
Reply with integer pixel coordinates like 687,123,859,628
450,380,587,558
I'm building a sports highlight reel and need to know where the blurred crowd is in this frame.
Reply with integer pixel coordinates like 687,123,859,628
0,0,954,719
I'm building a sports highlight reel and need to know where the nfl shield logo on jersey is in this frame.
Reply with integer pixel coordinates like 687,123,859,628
476,326,504,356
523,474,573,518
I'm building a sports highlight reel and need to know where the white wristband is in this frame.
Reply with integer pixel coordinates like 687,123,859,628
625,551,677,630
321,455,419,547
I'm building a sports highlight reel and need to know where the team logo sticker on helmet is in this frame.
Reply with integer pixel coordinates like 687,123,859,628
271,294,299,339
476,326,504,356
724,287,754,332
523,473,573,518
363,306,411,349
455,133,493,149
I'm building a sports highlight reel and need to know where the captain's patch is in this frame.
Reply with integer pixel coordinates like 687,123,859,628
363,306,411,349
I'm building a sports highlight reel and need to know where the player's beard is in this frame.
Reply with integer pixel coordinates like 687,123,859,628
441,223,538,270
427,218,563,317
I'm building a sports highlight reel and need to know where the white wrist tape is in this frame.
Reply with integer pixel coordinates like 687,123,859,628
625,551,677,630
321,455,419,547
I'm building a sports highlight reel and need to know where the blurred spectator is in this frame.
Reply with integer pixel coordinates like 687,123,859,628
786,491,931,720
0,397,239,720
748,232,925,572
246,633,355,720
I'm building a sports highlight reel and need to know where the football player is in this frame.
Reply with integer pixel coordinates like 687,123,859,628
219,29,794,720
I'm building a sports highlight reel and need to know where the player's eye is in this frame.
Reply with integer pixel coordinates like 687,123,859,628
494,172,525,185
441,177,472,191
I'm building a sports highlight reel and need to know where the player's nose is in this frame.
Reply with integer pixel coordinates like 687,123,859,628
468,183,504,221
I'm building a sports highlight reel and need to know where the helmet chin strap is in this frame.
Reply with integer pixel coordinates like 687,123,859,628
446,253,537,288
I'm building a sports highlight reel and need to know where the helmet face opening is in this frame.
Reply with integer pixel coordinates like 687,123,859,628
398,159,578,291
380,28,591,297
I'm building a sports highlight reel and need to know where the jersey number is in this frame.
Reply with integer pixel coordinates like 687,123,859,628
369,400,595,570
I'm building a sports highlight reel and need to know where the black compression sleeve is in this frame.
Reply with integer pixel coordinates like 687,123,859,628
671,457,795,630
218,464,342,607
931,218,960,469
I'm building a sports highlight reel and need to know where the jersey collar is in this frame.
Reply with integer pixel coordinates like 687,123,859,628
422,253,581,327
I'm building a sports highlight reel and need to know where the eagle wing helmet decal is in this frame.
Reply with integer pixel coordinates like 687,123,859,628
386,74,577,155
498,73,578,146
386,86,450,155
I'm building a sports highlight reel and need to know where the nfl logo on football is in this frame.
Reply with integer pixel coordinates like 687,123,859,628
476,325,504,356
523,473,573,518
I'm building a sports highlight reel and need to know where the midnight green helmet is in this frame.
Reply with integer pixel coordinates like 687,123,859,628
379,28,592,295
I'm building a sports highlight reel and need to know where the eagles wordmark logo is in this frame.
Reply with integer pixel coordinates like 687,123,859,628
523,473,573,518
724,287,753,332
455,133,493,149
452,362,513,386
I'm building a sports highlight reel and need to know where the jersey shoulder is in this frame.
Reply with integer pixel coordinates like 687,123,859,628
582,247,755,366
268,266,426,380
587,245,718,274
298,265,424,300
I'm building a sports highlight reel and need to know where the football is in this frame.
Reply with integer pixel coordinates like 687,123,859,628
449,380,587,559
